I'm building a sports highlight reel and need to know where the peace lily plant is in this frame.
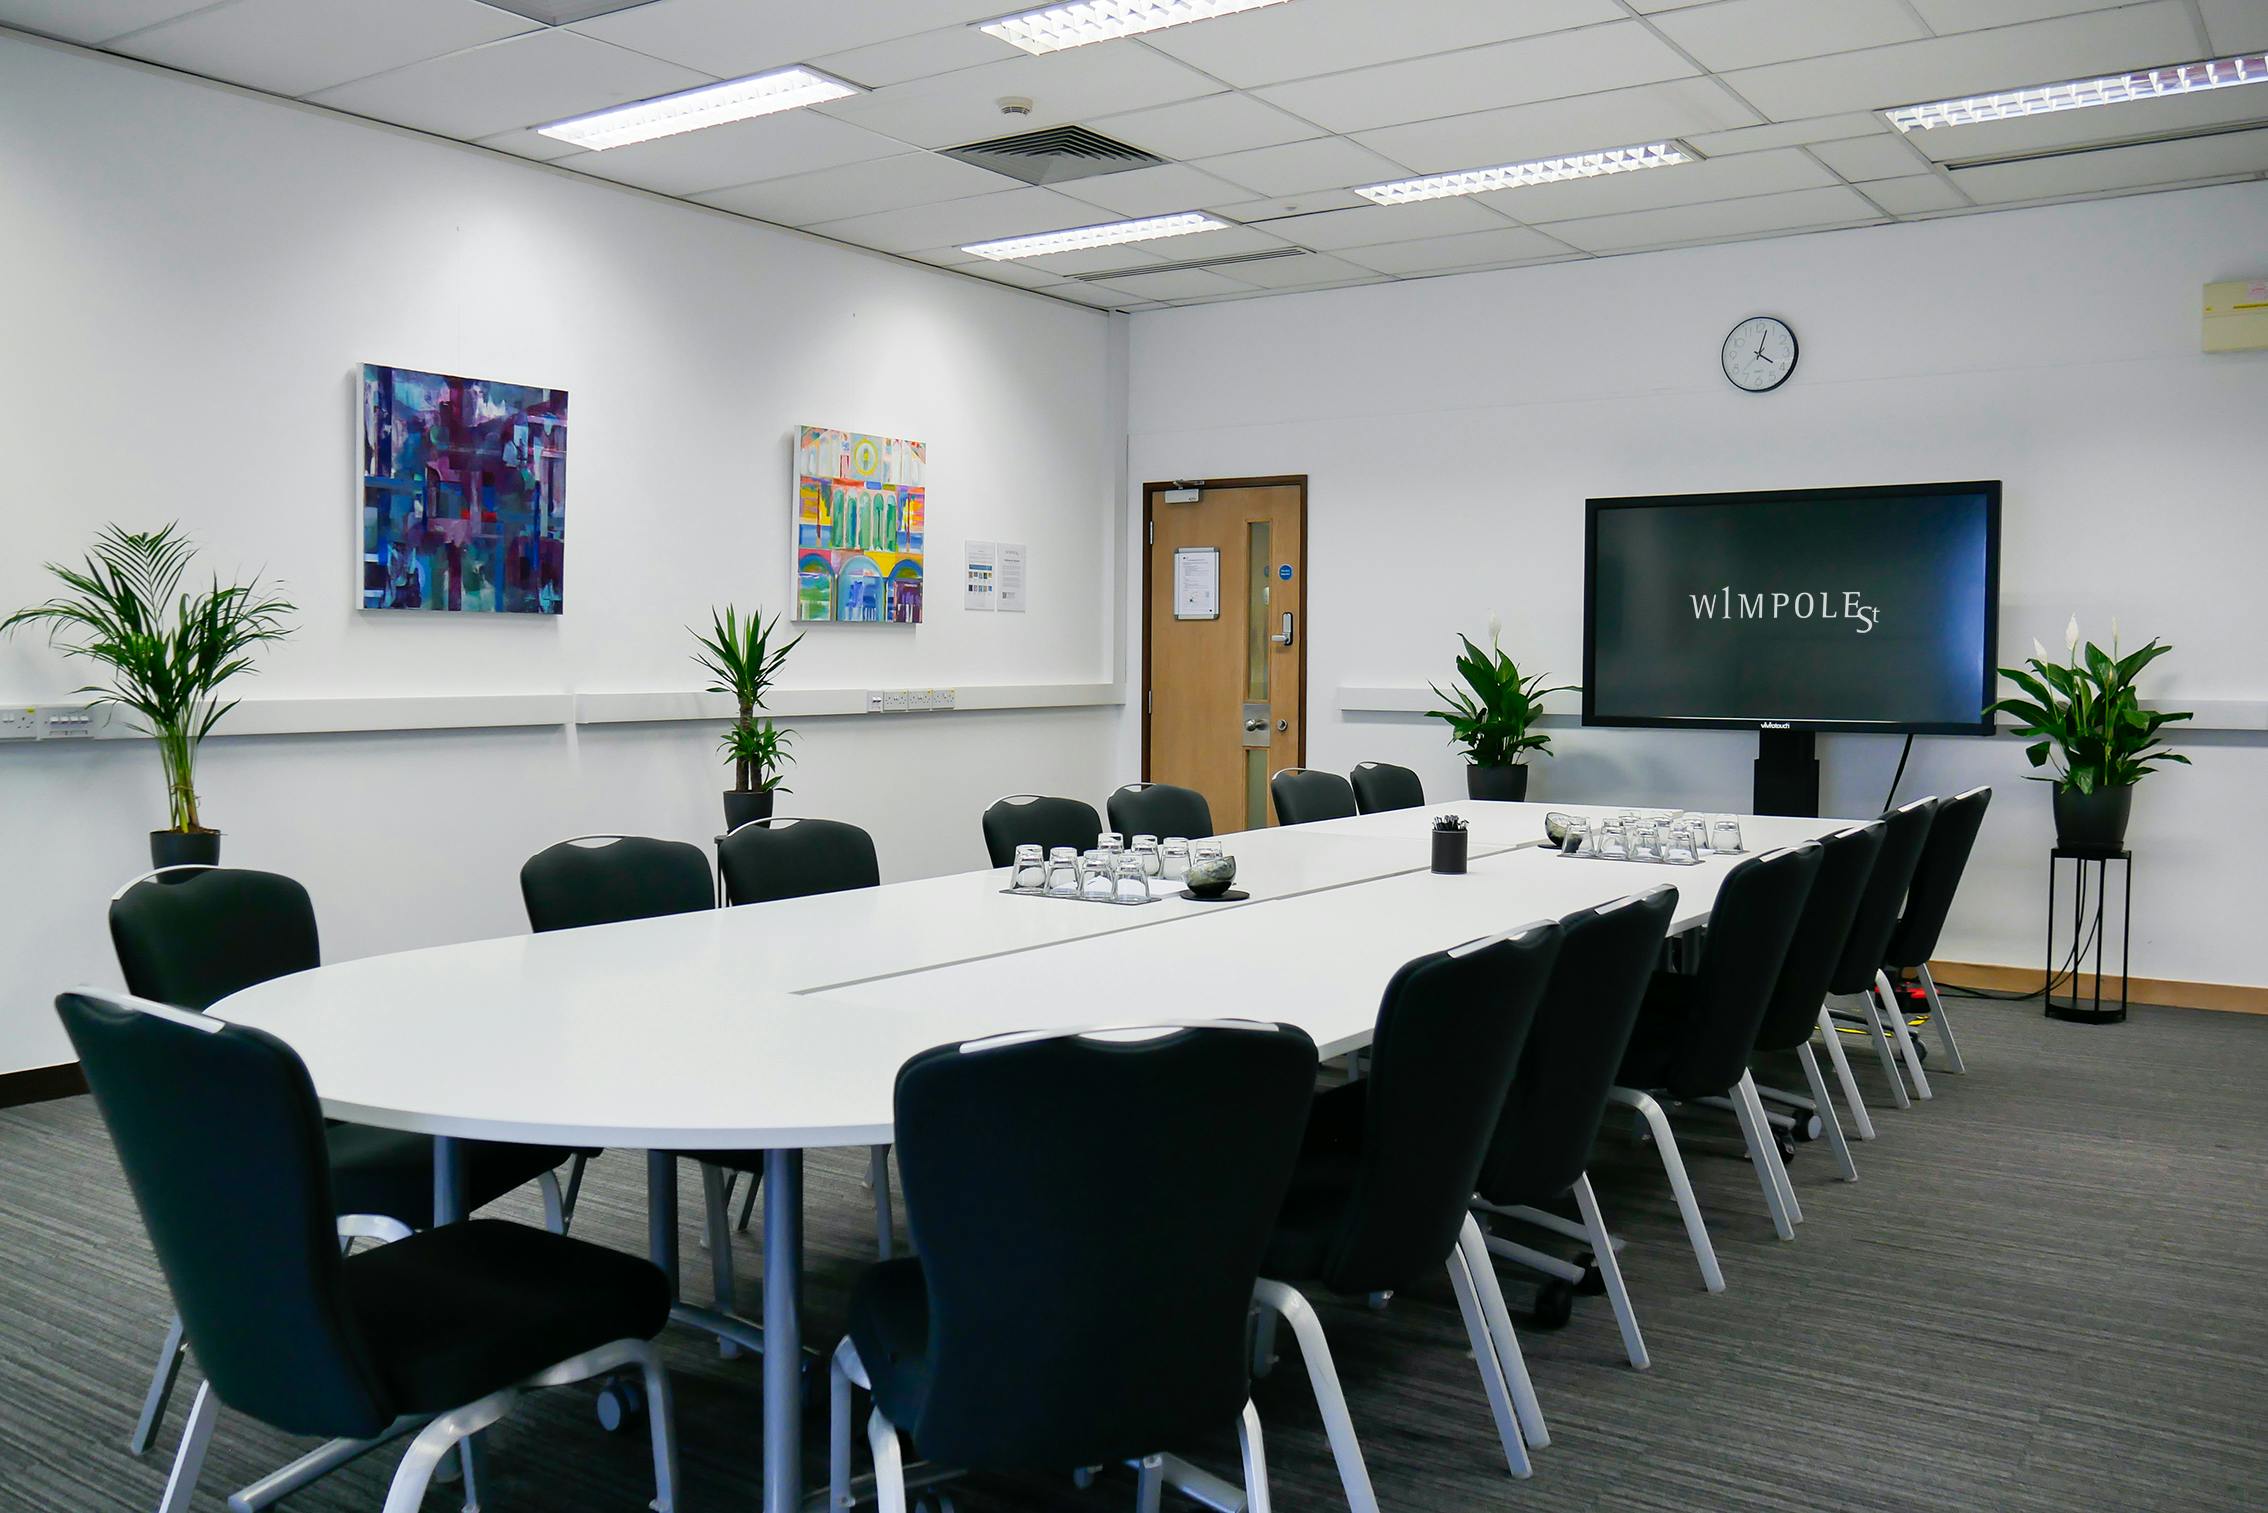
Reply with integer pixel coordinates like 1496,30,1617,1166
1984,614,2191,853
1428,613,1578,802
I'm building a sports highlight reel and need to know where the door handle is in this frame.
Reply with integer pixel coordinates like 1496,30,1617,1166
1244,718,1266,733
1270,611,1295,648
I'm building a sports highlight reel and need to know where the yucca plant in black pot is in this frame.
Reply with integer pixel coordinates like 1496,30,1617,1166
1428,616,1576,802
1985,616,2192,854
2,523,293,868
692,605,801,831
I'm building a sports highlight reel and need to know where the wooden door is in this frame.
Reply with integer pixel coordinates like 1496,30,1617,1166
1143,480,1306,830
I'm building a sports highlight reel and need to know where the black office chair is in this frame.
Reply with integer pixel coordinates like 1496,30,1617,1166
1270,768,1357,826
1471,887,1678,1379
1824,797,1940,1119
720,816,880,905
1751,821,1887,1182
980,793,1103,868
58,989,678,1513
109,866,579,1463
1611,845,1823,1274
829,1021,1317,1512
1348,761,1424,815
1883,786,1993,1077
1255,922,1563,1496
1107,781,1214,840
520,834,713,932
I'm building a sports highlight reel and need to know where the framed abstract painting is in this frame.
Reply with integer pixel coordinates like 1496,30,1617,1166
362,363,567,614
794,424,924,624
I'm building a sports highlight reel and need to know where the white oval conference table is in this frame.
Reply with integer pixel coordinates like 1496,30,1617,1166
215,801,1851,1511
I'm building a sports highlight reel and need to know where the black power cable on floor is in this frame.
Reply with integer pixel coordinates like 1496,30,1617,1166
1933,866,2103,1002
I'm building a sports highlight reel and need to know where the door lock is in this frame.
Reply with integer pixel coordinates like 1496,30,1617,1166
1270,611,1295,648
1240,701,1271,749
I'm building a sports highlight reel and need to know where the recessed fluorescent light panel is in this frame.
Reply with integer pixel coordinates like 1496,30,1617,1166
1357,142,1693,206
537,66,860,151
963,211,1226,260
1886,53,2268,132
980,0,1294,56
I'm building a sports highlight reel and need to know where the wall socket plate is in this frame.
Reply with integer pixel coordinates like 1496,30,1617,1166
863,688,959,714
38,706,99,738
0,706,37,741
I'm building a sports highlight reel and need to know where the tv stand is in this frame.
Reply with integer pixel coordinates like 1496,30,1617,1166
1753,729,1819,818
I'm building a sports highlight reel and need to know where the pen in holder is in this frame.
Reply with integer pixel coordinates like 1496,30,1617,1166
1431,815,1469,875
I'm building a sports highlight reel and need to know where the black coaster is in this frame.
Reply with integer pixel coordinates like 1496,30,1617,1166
1179,887,1250,902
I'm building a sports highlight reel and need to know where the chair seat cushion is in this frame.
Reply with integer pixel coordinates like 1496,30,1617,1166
846,1258,935,1437
325,1125,581,1230
344,1220,670,1413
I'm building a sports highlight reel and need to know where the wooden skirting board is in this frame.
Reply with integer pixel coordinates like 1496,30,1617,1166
1929,960,2268,1016
0,1062,87,1109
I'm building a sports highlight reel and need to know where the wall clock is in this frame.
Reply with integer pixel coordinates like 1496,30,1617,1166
1722,315,1797,393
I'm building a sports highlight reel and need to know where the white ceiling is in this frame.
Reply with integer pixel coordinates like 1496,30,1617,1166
6,0,2265,312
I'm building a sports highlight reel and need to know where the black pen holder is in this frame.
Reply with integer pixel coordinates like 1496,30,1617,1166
1431,826,1469,875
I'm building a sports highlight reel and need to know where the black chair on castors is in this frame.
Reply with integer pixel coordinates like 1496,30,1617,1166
1270,768,1357,826
1471,887,1678,1381
830,1021,1318,1513
1883,786,1993,1076
980,793,1102,868
1750,821,1887,1182
1610,845,1823,1274
1107,781,1213,840
1348,761,1424,815
109,866,580,1466
58,989,678,1513
1254,922,1563,1502
1823,797,1940,1120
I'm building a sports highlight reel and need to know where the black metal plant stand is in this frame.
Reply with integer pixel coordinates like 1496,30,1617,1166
2044,847,2130,1024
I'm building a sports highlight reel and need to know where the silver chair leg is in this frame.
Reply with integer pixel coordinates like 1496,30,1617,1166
1236,1400,1273,1513
1608,1087,1726,1291
639,1339,680,1513
1849,989,1912,1110
1796,1043,1859,1182
1817,1006,1877,1140
130,1313,188,1455
1731,1071,1800,1237
1443,1232,1533,1475
831,1339,865,1512
1875,971,1934,1100
1249,1302,1279,1379
1457,1212,1557,1436
1250,1280,1380,1511
1134,1454,1166,1513
560,1153,588,1230
869,1144,895,1260
536,1168,565,1235
699,1163,741,1358
1915,964,1968,1074
868,1406,911,1513
157,1380,219,1513
1568,1177,1650,1372
736,1163,760,1233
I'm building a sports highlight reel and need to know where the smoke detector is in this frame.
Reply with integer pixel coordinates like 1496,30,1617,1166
997,96,1035,116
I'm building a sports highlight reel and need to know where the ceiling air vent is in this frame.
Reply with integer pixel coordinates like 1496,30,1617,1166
1072,248,1311,282
943,126,1165,186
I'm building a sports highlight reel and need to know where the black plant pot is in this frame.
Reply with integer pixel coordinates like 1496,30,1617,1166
723,788,776,831
1466,763,1530,802
150,830,221,870
2053,785,2132,854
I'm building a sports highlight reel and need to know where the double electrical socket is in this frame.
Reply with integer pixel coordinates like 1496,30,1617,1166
864,688,958,714
0,704,103,741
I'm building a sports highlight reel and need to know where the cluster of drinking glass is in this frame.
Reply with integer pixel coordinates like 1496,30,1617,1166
1010,832,1222,903
1565,811,1743,864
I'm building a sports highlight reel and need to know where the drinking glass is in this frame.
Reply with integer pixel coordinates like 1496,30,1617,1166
1598,820,1628,860
1160,838,1190,881
1083,850,1115,900
1712,817,1744,854
1663,822,1698,864
1012,843,1047,892
1098,830,1125,859
1046,846,1081,895
1192,838,1225,865
1131,835,1162,877
1629,820,1660,862
1114,852,1151,904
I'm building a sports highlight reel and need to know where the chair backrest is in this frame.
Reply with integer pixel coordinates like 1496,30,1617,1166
1349,761,1424,815
520,835,713,932
1314,921,1563,1295
56,991,392,1439
980,794,1102,868
892,1021,1317,1471
1884,786,1993,969
1754,821,1886,1054
1270,767,1357,826
109,867,320,1011
719,817,879,906
1477,887,1678,1206
1825,797,1938,996
1106,782,1213,840
1652,844,1823,1097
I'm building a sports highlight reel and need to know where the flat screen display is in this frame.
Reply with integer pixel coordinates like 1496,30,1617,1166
1584,482,2000,735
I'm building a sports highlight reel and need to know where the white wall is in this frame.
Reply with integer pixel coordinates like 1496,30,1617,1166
1126,182,2268,988
0,35,1126,1073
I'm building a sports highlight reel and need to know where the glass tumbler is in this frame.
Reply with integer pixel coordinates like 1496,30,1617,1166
1115,852,1151,903
1192,838,1225,865
1012,843,1047,892
1046,846,1081,896
1160,838,1190,881
1131,835,1162,877
1598,820,1628,860
1663,822,1698,864
1712,817,1744,854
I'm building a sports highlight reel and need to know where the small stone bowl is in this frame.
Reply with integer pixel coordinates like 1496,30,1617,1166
1183,854,1238,898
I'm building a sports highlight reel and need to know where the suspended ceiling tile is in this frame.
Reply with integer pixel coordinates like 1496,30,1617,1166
1906,0,2146,33
110,0,538,98
813,23,1018,90
1081,267,1258,302
475,126,594,162
813,41,1225,150
1684,111,1892,156
1262,196,1514,251
560,108,903,196
1858,174,1972,214
1498,146,1839,224
1208,188,1369,220
1808,133,1933,182
696,150,1014,226
804,183,1120,254
0,0,210,45
1898,82,2268,165
1544,183,1881,252
1253,21,1698,135
1032,280,1150,309
305,28,711,142
2201,0,2268,53
1333,223,1578,275
568,0,1008,78
1221,251,1382,289
1353,77,1762,174
1649,0,1927,74
1191,136,1411,198
1948,123,2268,202
1135,0,1624,90
1056,163,1265,218
1084,92,1324,162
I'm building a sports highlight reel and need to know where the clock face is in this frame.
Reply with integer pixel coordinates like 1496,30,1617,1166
1722,316,1797,392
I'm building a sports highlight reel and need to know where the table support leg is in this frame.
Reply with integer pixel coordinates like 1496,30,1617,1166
647,1151,680,1301
430,1137,484,1507
763,1147,804,1513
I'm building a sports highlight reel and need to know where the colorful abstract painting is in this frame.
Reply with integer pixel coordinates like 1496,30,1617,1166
794,425,924,624
362,364,567,614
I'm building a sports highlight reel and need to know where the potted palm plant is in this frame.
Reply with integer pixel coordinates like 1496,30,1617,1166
3,523,293,867
1428,615,1577,802
692,605,801,830
1985,616,2191,854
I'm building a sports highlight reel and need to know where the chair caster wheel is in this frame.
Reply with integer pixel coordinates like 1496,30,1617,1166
1529,1279,1574,1329
1794,1114,1820,1142
1775,1133,1799,1164
596,1376,646,1432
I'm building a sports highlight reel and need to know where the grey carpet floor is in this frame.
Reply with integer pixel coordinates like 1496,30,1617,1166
2,995,2264,1512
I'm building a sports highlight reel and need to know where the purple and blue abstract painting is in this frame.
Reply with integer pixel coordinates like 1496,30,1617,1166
362,364,567,614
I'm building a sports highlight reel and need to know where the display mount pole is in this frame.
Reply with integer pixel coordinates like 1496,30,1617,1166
1753,728,1819,818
